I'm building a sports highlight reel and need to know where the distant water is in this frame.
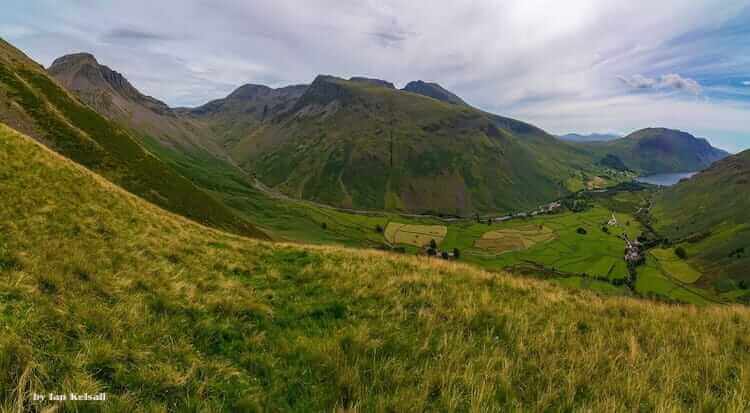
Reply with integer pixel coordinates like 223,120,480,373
636,172,697,186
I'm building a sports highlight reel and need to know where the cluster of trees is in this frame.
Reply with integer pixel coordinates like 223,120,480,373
426,239,460,260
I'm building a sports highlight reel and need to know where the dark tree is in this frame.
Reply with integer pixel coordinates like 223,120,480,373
453,248,461,260
321,222,327,230
427,248,437,257
441,251,450,259
675,247,687,260
375,224,383,233
576,227,587,235
429,239,438,250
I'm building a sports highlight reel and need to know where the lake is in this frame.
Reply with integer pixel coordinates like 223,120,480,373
636,172,697,186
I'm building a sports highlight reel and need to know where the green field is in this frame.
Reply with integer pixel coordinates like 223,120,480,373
635,259,710,305
651,248,703,283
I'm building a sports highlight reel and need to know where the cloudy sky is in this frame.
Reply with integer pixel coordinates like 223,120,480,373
3,0,750,152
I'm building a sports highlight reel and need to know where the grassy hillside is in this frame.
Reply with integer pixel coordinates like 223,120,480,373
651,150,750,299
576,128,729,174
0,38,266,239
2,121,750,411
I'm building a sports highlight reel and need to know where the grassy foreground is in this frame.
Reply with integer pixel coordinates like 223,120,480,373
1,123,750,411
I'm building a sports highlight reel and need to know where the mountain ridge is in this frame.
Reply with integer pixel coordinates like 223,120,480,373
575,127,729,174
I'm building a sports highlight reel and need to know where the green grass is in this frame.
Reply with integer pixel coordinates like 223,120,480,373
635,259,711,305
3,118,750,411
444,207,636,278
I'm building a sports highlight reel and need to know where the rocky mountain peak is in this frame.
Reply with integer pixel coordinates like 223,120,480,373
402,80,466,105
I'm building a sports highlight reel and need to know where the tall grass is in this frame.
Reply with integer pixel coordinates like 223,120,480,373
1,123,749,411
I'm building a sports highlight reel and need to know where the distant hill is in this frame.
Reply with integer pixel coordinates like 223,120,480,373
2,121,749,411
0,38,266,239
651,149,750,292
215,74,598,214
402,80,467,105
47,52,224,156
557,133,621,142
576,128,729,175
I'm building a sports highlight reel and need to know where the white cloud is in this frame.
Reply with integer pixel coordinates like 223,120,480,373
4,0,750,148
742,81,750,86
618,73,702,94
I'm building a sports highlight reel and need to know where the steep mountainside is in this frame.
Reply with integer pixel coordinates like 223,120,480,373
182,82,307,150
47,53,223,155
2,123,749,411
0,38,266,238
651,150,750,290
577,128,729,174
402,80,467,105
224,75,599,214
558,133,620,142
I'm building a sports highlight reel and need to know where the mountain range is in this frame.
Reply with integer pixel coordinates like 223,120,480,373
42,50,734,217
48,54,606,214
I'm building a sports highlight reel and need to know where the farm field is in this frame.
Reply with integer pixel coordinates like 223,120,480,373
474,224,555,253
384,223,447,247
635,259,711,305
442,206,636,280
650,248,703,283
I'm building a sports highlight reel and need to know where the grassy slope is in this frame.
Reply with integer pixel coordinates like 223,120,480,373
651,150,750,294
2,123,750,412
0,38,266,239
